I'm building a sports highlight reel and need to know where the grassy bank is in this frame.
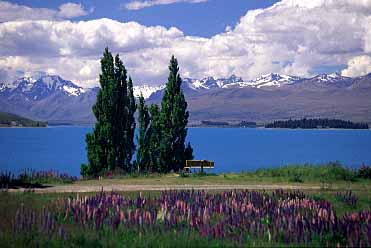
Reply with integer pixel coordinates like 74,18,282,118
2,163,371,192
71,162,371,190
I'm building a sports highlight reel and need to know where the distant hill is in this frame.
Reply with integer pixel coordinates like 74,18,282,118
0,111,47,127
265,118,369,129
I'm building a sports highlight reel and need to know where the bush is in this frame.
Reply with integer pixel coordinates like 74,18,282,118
358,164,371,179
0,171,14,185
289,173,304,183
255,162,357,182
324,162,357,181
180,171,189,178
80,164,90,178
0,169,77,187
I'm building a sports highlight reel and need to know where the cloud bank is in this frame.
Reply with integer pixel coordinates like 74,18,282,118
0,1,91,22
124,0,208,10
0,0,370,87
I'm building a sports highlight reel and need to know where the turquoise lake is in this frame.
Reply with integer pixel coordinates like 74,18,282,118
1,127,371,177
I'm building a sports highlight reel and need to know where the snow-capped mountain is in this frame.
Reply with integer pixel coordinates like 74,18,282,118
183,75,245,90
0,75,86,100
0,75,97,123
180,73,303,91
144,72,367,100
1,72,370,124
312,72,350,83
242,73,303,88
0,72,363,102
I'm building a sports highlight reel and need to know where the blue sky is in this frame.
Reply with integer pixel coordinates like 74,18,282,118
10,0,279,37
0,0,370,86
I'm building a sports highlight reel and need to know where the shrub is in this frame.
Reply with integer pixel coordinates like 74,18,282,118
80,164,90,178
0,169,77,186
358,164,371,179
180,171,189,177
289,173,304,183
255,162,357,182
324,162,357,181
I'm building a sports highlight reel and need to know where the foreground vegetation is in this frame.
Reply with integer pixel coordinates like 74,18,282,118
1,163,370,247
0,188,370,247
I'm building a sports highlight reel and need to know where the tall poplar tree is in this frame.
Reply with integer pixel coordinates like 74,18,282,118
159,56,192,172
126,77,137,169
114,54,128,171
136,94,151,172
81,48,136,176
148,104,162,172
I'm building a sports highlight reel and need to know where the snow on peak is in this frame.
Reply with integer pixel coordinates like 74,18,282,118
37,75,65,89
133,85,165,99
247,73,302,88
186,75,245,90
62,85,86,96
187,77,219,90
220,73,302,89
315,72,349,82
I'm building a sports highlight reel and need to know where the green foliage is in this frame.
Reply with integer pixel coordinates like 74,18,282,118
84,52,192,176
158,56,191,172
147,104,162,172
256,162,357,182
185,142,194,161
358,164,371,179
126,77,137,167
135,94,151,172
0,169,76,187
288,172,304,183
135,56,193,174
84,48,137,176
266,118,369,129
80,164,90,178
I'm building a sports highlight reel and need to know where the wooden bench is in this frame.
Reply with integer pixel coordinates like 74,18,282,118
184,160,214,173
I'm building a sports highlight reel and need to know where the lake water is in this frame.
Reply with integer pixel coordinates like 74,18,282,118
1,127,371,177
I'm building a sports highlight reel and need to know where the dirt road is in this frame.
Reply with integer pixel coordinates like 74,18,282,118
7,184,323,193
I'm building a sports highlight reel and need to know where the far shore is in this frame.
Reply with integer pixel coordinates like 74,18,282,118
2,124,370,130
0,125,48,128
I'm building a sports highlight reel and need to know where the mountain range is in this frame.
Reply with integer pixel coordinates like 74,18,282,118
0,72,370,124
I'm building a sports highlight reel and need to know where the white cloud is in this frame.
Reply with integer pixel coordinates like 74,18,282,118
124,0,208,10
0,0,370,87
57,3,90,19
0,1,91,22
342,55,371,77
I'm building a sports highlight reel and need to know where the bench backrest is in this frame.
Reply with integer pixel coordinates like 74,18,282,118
185,160,214,169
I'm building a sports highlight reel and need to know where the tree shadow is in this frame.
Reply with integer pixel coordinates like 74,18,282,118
1,181,52,190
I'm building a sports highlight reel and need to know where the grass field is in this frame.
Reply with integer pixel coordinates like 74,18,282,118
1,163,370,247
1,187,370,247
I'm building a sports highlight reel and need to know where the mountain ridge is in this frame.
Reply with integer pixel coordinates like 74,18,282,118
0,72,371,124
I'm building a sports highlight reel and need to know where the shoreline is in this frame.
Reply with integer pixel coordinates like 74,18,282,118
0,125,47,128
1,125,370,130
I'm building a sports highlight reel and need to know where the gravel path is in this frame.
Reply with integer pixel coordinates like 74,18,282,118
7,184,322,193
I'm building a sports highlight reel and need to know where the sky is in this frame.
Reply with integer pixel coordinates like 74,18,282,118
0,0,370,87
